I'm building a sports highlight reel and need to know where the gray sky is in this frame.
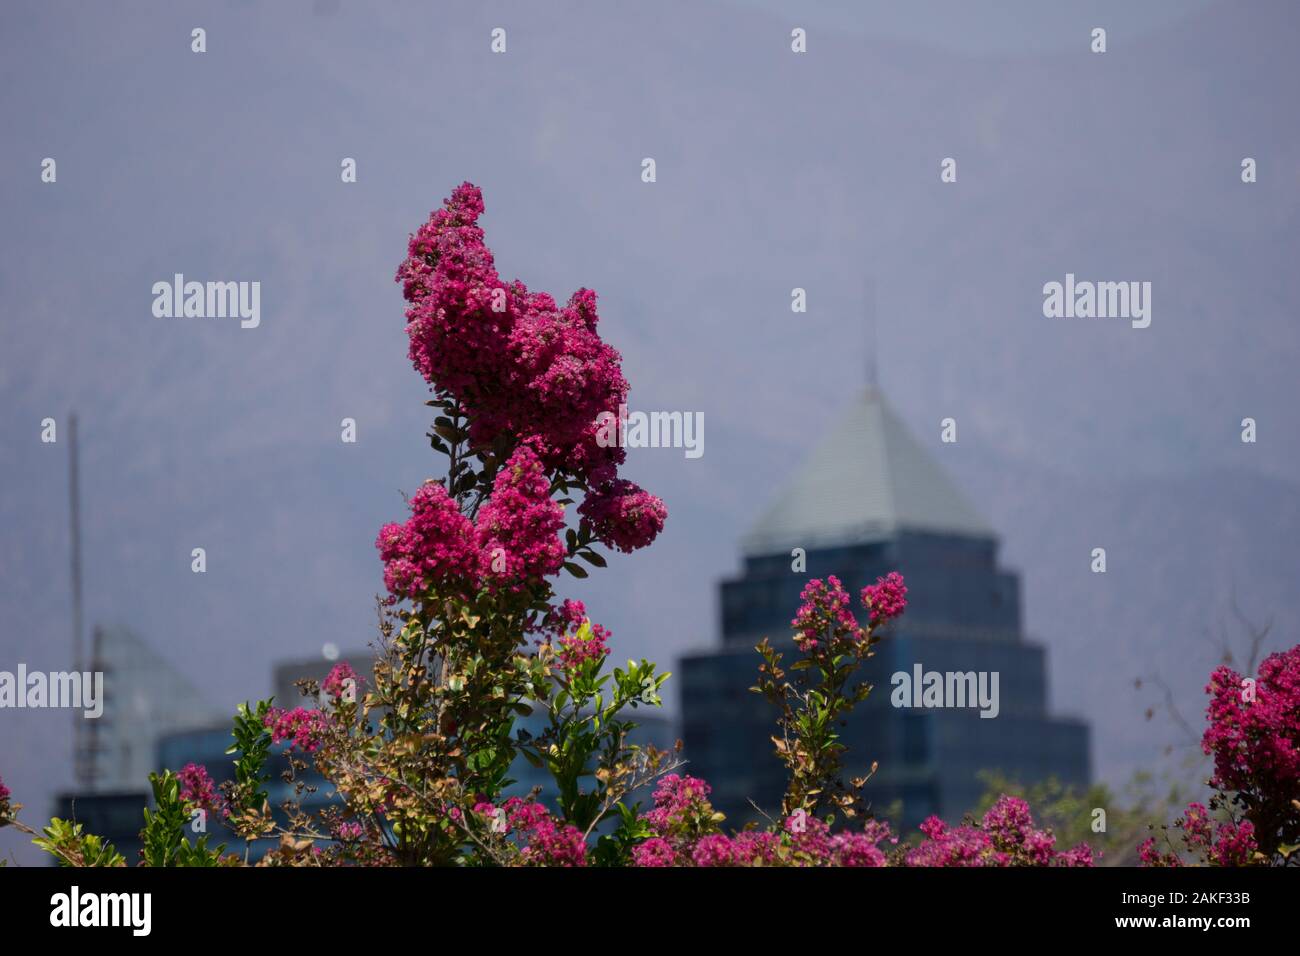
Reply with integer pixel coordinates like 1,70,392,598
3,0,1298,863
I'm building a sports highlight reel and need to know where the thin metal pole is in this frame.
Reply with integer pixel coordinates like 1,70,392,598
69,412,90,787
69,413,83,676
863,277,878,391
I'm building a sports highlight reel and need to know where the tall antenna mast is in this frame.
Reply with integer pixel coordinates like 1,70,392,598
863,277,878,391
69,413,83,675
69,412,92,787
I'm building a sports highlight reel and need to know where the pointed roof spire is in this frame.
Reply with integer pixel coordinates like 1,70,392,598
741,390,993,555
863,277,878,391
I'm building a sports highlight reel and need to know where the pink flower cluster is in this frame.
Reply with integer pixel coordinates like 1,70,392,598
831,820,898,867
397,185,627,481
791,576,865,652
1138,802,1259,867
577,479,667,554
633,831,792,867
631,775,901,867
906,795,1092,867
334,820,364,842
685,831,784,867
474,446,566,587
1181,803,1258,866
1135,646,1300,866
540,598,588,638
375,481,475,601
781,814,896,867
176,763,225,817
387,182,665,582
0,773,11,821
475,798,587,866
789,573,908,652
557,621,611,673
862,571,908,625
322,662,361,701
263,706,327,753
1136,836,1179,867
642,773,716,837
1202,646,1300,801
376,447,573,601
630,836,677,866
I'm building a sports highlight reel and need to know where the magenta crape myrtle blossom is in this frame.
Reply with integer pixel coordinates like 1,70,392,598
322,662,361,701
374,481,477,601
904,796,1092,867
862,571,908,626
1180,803,1258,867
469,798,588,867
474,445,567,588
630,836,676,867
556,621,611,673
176,763,225,818
643,773,715,838
378,182,665,609
625,773,1091,867
394,183,637,489
788,573,907,653
1138,803,1260,867
790,575,866,652
1203,646,1300,801
576,478,668,554
1199,645,1300,859
263,706,327,753
540,598,588,639
334,821,364,842
1139,646,1299,865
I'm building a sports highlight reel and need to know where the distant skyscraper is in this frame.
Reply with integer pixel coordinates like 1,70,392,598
53,625,223,863
679,388,1090,830
82,626,223,791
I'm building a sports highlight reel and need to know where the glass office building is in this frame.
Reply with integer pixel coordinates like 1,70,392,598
680,388,1090,831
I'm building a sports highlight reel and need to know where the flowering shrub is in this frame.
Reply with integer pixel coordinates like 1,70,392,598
620,779,1089,867
0,184,672,868
465,798,589,867
1203,647,1300,859
1137,803,1258,867
906,796,1093,867
263,707,327,753
321,662,360,701
254,182,677,866
629,773,894,867
1140,645,1300,866
176,763,225,818
756,574,906,820
2,183,1284,869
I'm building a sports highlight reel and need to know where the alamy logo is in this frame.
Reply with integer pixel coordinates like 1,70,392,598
595,404,704,459
1042,273,1151,329
891,664,1000,719
50,886,151,936
152,274,261,328
0,665,103,718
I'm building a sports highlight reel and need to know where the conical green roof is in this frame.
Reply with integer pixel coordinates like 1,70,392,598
742,388,993,555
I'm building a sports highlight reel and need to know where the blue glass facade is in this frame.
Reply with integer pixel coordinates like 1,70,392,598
681,530,1090,831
